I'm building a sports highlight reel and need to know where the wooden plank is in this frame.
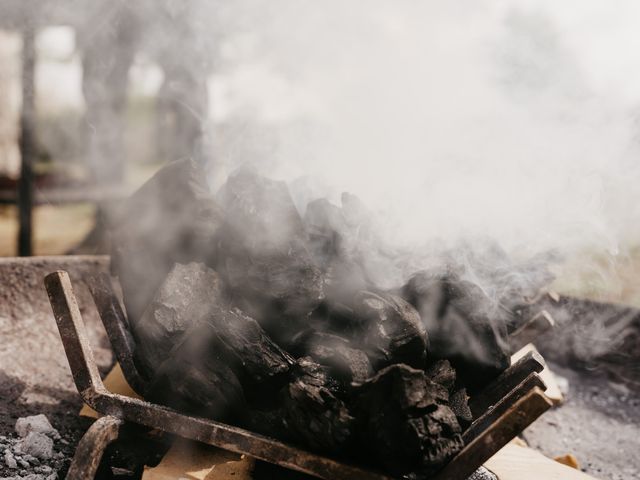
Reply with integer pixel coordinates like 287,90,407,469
142,439,254,480
469,351,544,417
484,443,598,480
508,310,555,352
512,344,564,405
463,373,545,444
432,388,552,480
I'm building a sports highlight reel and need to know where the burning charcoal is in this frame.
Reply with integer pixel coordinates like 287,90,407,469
145,273,294,418
424,359,456,392
418,239,556,334
304,198,347,266
134,262,223,379
304,194,374,258
340,192,372,230
203,305,295,399
279,358,354,452
291,330,373,386
402,270,510,391
322,260,372,313
215,168,324,340
217,167,307,251
144,328,246,420
352,364,464,475
110,158,223,325
347,291,428,370
303,196,376,305
449,388,473,428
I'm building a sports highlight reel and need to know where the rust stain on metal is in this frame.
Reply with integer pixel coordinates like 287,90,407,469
66,415,122,480
85,272,148,395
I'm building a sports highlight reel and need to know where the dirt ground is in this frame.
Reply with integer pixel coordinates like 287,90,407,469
524,363,640,480
0,256,112,478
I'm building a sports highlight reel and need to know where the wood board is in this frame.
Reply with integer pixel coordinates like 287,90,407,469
485,443,597,480
512,343,564,405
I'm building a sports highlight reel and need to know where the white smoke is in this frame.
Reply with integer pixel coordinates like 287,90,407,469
207,0,640,267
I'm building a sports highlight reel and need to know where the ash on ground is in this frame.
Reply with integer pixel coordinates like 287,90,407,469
1,415,68,480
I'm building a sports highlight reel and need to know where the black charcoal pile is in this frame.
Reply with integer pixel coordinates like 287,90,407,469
109,159,552,477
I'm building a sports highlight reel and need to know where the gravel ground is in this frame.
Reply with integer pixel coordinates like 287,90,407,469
0,256,638,480
0,256,112,479
524,362,640,480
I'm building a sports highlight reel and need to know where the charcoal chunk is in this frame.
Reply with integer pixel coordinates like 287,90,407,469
291,330,373,386
279,358,354,452
349,291,428,370
403,271,510,391
468,466,498,480
304,198,348,267
449,388,473,428
204,304,295,398
110,158,223,326
424,359,456,392
144,264,294,418
146,344,245,420
304,194,374,260
352,364,463,475
218,167,307,252
215,168,324,340
303,196,378,304
134,262,223,379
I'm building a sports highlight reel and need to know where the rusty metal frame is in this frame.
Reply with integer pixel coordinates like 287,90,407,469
46,270,552,480
66,415,123,480
85,272,148,395
46,270,392,480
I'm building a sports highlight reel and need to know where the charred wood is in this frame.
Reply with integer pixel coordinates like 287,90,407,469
110,159,223,326
352,364,464,476
402,271,510,391
278,358,354,453
214,168,324,342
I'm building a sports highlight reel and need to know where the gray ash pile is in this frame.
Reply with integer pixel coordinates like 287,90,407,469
108,159,553,477
1,415,65,480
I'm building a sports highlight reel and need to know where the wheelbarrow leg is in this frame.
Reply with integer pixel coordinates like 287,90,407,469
85,272,148,395
66,416,122,480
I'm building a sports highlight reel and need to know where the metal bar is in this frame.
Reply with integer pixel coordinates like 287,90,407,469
66,415,123,480
432,387,553,480
45,271,106,396
44,271,391,480
469,350,545,417
17,22,36,256
85,273,148,395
